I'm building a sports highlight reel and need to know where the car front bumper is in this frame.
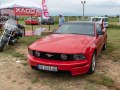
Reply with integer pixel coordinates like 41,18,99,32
27,54,90,75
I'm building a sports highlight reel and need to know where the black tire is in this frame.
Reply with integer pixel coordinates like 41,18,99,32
88,53,96,74
0,41,6,52
102,42,107,50
52,23,54,25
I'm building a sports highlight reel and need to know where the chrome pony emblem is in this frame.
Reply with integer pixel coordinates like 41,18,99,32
46,54,53,58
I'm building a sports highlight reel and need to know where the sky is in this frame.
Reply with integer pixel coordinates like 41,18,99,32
1,0,120,16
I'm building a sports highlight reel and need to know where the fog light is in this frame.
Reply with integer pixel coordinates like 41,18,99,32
28,49,33,55
61,54,67,60
34,51,41,57
73,54,86,60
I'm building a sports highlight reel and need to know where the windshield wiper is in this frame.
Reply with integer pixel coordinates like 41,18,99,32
53,33,90,35
53,32,63,34
67,33,81,35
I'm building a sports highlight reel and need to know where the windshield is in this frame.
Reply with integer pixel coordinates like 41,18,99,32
92,18,101,22
5,19,17,26
4,19,17,31
85,18,91,21
54,23,95,36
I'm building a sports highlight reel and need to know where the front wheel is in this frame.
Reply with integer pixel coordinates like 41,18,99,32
0,41,6,52
88,53,96,74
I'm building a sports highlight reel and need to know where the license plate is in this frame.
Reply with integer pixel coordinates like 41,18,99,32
37,65,58,72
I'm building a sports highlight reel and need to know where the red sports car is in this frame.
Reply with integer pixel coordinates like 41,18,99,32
25,18,39,25
27,21,107,75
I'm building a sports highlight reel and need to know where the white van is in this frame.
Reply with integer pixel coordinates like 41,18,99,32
86,17,108,28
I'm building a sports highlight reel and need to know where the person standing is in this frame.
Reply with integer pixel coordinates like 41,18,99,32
38,16,42,28
59,14,65,27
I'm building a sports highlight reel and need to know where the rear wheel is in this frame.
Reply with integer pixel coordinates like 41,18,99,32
0,41,6,52
88,53,96,74
102,42,107,50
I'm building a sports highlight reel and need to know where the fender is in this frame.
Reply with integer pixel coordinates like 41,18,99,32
90,44,97,57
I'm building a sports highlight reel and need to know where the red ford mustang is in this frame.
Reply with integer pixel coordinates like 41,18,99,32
27,21,107,75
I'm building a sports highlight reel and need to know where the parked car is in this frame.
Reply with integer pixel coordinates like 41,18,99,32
25,18,39,25
86,17,108,28
27,21,107,75
41,17,54,25
25,17,55,25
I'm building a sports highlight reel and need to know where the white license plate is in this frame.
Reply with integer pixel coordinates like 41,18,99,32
37,65,58,72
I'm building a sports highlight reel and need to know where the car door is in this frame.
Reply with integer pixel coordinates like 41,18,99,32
96,24,104,53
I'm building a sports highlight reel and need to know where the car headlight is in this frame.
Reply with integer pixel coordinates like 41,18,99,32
61,54,67,60
34,51,41,57
28,49,33,55
73,54,86,60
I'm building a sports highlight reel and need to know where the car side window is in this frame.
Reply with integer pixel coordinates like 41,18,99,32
96,24,102,32
103,18,108,22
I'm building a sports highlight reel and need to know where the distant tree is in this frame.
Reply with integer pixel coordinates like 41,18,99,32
116,15,119,18
105,15,108,17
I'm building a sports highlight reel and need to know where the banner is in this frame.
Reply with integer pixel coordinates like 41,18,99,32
42,0,49,19
14,7,42,16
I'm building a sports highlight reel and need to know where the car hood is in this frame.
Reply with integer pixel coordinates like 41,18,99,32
29,34,94,54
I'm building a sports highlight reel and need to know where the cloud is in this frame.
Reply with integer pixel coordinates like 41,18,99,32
1,0,120,16
46,0,120,16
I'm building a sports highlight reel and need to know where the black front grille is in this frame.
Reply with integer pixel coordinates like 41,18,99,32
33,51,73,61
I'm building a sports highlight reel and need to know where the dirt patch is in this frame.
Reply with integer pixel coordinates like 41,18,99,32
0,44,119,90
0,54,51,90
0,53,110,90
15,45,28,55
96,55,120,89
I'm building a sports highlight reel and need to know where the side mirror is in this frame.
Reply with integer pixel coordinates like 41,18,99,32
97,31,104,35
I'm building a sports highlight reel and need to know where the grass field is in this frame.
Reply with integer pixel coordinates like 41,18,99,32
0,17,120,90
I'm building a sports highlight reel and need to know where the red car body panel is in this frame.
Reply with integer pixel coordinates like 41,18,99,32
28,54,90,75
25,20,38,25
27,22,107,75
29,34,94,54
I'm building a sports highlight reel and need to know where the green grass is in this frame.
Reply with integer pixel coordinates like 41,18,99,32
31,76,39,83
84,83,97,90
99,18,120,62
19,36,43,46
86,73,114,87
3,49,26,60
21,62,28,66
12,80,17,82
0,17,120,90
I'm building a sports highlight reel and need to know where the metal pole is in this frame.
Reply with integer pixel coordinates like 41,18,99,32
0,1,1,23
83,4,84,20
15,14,16,20
31,16,34,34
77,16,79,21
54,16,55,21
81,1,86,21
48,17,50,31
49,24,50,31
119,16,120,25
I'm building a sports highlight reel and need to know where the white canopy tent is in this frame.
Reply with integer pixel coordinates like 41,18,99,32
0,0,42,36
0,0,42,10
